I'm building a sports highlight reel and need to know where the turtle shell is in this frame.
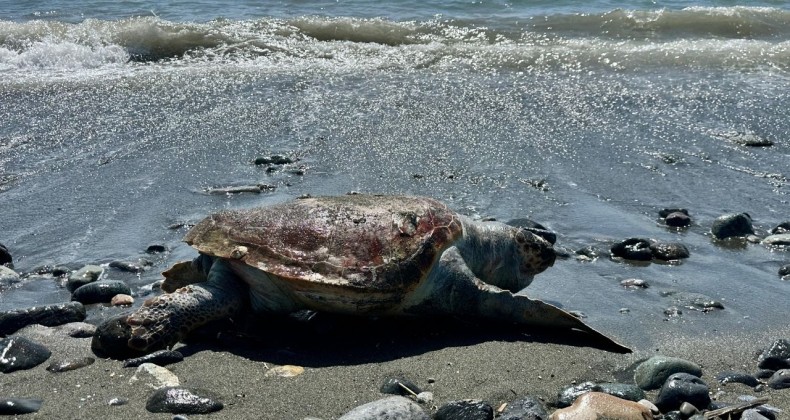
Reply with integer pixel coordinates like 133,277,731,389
184,195,463,294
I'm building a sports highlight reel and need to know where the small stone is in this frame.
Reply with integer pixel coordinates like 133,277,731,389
71,280,132,304
111,294,134,306
767,369,790,389
659,208,689,218
664,306,683,317
0,336,52,373
620,308,631,314
679,401,699,417
338,396,429,420
46,357,95,372
435,399,493,420
763,234,790,247
416,392,433,404
123,350,184,368
254,155,294,165
711,213,754,240
146,387,223,414
265,365,305,378
0,398,43,415
499,395,548,420
549,392,651,420
757,339,790,370
380,377,422,396
621,278,649,288
715,371,760,387
0,302,87,336
654,373,711,412
130,363,180,389
67,264,103,292
0,265,21,289
741,408,771,420
611,238,652,261
637,399,659,415
108,397,128,406
649,241,690,260
109,260,146,273
146,244,167,254
633,355,702,390
780,265,790,277
665,212,692,227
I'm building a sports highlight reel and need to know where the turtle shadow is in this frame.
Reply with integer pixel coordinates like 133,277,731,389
176,312,629,367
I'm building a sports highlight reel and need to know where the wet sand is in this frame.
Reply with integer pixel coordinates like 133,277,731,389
5,316,789,419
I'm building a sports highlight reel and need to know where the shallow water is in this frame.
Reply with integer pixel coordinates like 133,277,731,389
1,1,788,351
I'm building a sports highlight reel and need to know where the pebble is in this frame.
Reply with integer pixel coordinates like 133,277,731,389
46,356,95,372
435,399,493,420
665,212,692,228
0,265,21,289
757,339,790,370
649,241,690,260
66,264,104,292
556,381,645,407
130,363,181,389
71,280,132,304
715,371,760,387
663,306,683,317
0,398,43,415
711,213,754,240
124,350,184,368
0,336,52,373
767,369,790,390
146,387,223,415
659,208,689,218
620,278,649,288
633,355,702,390
780,265,790,278
146,244,167,254
111,294,134,306
0,242,11,266
108,397,128,406
610,238,653,261
654,373,711,412
416,392,433,404
265,365,305,378
771,222,790,234
763,234,790,247
109,260,148,273
57,321,97,338
380,376,423,396
254,155,294,165
679,401,699,416
549,392,652,420
337,396,429,420
498,395,548,420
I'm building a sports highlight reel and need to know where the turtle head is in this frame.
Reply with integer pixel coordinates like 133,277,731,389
513,228,556,287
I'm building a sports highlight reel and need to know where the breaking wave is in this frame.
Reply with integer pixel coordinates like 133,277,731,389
0,6,788,76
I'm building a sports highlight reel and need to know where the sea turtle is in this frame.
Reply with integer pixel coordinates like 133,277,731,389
102,194,629,354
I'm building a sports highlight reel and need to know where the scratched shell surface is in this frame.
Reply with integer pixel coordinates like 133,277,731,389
184,195,463,292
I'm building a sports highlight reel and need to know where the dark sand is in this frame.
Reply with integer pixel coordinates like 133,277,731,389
4,315,789,419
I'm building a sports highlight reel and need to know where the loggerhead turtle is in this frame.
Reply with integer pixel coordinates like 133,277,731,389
108,194,629,354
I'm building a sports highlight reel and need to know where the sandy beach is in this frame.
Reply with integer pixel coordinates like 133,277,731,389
3,313,788,419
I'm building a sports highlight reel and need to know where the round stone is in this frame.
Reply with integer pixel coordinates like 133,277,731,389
780,265,790,277
71,280,132,304
111,294,134,306
145,387,222,414
338,396,429,420
767,369,790,390
634,356,702,390
0,302,86,336
66,265,103,292
711,213,754,240
665,212,692,227
649,241,690,260
714,371,759,387
654,373,711,412
0,336,52,373
498,395,548,420
611,238,653,261
435,399,494,420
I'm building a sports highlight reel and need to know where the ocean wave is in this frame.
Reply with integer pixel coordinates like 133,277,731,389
0,7,788,75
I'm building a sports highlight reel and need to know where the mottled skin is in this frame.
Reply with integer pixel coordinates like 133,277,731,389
123,195,629,353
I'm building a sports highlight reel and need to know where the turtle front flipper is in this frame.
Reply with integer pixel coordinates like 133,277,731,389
127,260,246,352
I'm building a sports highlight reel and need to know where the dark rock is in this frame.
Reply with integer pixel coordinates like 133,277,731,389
770,222,790,235
757,339,790,370
0,336,52,373
498,395,548,420
338,396,429,420
146,244,167,254
741,409,771,420
0,301,86,336
679,401,699,417
715,371,759,387
620,278,649,288
435,399,493,420
51,266,70,277
649,241,690,260
91,313,148,360
146,387,223,414
711,213,754,240
611,238,652,261
72,280,132,304
556,381,645,407
779,265,790,277
380,376,422,396
654,373,711,412
0,398,42,415
574,246,599,260
659,208,689,218
0,243,11,266
634,355,702,390
665,212,692,227
716,132,773,147
763,234,790,247
124,350,184,368
767,369,790,390
66,265,103,292
46,357,95,372
254,155,294,165
755,369,776,379
109,260,146,273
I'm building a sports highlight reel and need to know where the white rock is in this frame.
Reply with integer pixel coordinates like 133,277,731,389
129,363,180,389
0,265,21,288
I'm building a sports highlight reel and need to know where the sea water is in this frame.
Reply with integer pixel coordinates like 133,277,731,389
1,1,788,348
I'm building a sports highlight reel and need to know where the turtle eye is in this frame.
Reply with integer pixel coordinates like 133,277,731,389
515,230,527,244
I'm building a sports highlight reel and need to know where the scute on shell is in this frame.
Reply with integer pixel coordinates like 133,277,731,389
184,195,463,293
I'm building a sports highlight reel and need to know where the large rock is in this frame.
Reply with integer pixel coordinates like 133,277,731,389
767,369,790,390
649,241,690,261
66,265,103,292
549,392,651,420
0,302,86,336
0,336,52,373
0,265,21,289
0,243,11,266
654,373,711,412
435,399,493,420
71,280,132,304
146,386,223,414
338,396,429,420
499,395,549,420
634,356,702,390
757,339,790,370
711,213,754,240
